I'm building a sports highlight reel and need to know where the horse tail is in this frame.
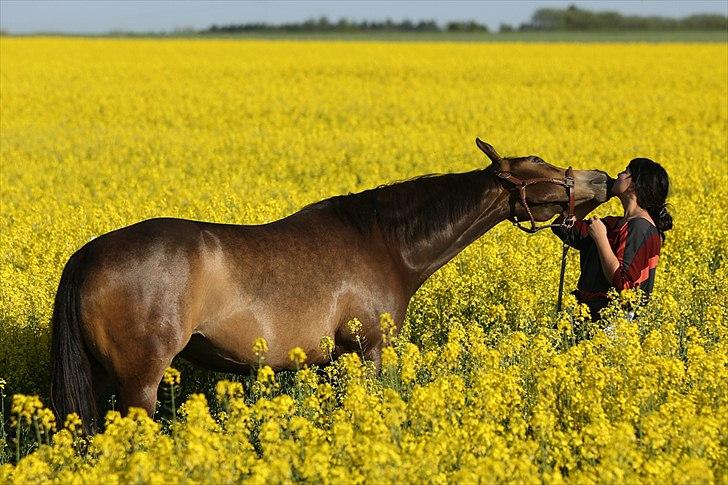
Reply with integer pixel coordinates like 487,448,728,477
50,246,98,432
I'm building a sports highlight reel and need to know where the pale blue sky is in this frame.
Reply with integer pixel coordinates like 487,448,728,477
1,1,726,34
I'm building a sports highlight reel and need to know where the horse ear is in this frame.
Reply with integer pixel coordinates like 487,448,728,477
475,138,502,164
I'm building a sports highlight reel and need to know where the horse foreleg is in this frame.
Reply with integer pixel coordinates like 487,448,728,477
110,347,174,419
334,322,384,373
118,380,160,417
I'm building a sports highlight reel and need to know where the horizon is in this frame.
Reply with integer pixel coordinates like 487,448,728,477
1,1,727,35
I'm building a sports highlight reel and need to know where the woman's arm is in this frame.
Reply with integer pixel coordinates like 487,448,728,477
593,234,620,282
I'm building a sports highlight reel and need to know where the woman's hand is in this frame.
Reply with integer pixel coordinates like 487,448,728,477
587,216,608,242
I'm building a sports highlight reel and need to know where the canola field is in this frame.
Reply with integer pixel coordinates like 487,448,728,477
0,38,727,483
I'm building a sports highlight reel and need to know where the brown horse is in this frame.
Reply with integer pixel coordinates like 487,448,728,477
50,139,613,431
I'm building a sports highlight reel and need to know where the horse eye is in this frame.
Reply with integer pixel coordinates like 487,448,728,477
533,157,544,164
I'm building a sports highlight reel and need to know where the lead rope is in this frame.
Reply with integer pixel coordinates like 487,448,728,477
492,165,575,310
557,241,569,312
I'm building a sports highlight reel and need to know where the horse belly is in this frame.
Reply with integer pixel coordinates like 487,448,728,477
178,332,255,374
189,293,339,371
186,227,384,370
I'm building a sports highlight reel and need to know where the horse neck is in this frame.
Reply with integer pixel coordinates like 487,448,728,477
376,170,510,293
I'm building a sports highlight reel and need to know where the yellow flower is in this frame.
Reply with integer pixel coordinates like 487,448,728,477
296,368,318,390
319,336,335,357
346,317,362,335
380,312,397,345
400,343,420,385
288,347,307,366
0,37,725,483
162,367,181,386
63,412,82,434
215,379,245,402
36,407,56,433
11,394,43,425
253,337,269,361
253,365,277,397
381,346,398,369
257,365,275,384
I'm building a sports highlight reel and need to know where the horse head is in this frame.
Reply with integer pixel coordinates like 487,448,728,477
476,138,614,223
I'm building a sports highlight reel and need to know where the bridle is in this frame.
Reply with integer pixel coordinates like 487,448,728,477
493,166,576,234
492,165,577,312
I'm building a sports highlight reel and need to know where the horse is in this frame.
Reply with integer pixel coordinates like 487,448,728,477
50,139,614,431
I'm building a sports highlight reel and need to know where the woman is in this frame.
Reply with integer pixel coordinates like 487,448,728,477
552,158,673,321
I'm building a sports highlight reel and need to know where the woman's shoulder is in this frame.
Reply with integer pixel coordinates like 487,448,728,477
627,216,658,233
626,217,662,251
604,215,657,231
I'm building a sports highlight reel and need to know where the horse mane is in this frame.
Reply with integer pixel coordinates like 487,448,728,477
302,169,499,246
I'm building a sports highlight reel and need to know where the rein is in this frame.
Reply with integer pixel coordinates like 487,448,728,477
493,166,576,312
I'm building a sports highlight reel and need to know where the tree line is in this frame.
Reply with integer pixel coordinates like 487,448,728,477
205,17,486,34
202,5,727,34
522,5,727,31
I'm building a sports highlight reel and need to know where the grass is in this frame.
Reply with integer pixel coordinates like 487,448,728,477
3,30,727,43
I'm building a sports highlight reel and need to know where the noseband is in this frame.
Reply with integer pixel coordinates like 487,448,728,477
494,166,576,234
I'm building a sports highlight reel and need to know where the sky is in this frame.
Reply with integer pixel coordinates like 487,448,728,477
1,0,726,34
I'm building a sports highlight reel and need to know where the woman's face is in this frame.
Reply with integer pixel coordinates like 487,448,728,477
611,167,633,196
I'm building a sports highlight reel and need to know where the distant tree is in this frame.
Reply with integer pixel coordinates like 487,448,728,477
200,16,441,34
682,14,728,30
416,20,440,32
316,16,330,30
499,23,514,33
522,4,727,31
446,20,489,32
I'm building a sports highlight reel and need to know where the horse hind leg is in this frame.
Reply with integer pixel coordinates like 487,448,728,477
364,345,382,373
89,359,115,423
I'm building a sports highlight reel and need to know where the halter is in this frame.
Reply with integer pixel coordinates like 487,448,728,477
494,166,576,234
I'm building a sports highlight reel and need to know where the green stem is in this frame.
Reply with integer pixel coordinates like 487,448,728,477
171,385,176,422
1,389,5,444
356,336,365,361
15,422,21,463
33,417,41,445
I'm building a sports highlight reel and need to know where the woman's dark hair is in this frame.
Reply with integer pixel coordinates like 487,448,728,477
628,157,673,241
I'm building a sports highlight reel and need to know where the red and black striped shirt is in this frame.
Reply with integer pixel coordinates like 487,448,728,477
552,216,662,309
